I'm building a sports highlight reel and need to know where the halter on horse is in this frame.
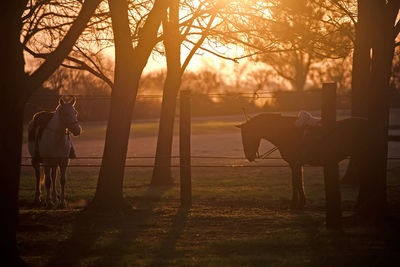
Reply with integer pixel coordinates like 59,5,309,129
236,112,367,209
28,96,81,208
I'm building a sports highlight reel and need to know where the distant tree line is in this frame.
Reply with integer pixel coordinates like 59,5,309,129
24,58,356,122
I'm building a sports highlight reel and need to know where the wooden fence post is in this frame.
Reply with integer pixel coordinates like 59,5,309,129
180,90,192,207
321,83,341,229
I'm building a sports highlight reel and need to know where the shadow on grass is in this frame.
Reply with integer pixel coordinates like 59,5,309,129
149,207,189,267
46,185,172,266
201,212,332,266
204,210,399,266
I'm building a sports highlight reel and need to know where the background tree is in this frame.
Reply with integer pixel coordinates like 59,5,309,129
150,0,282,186
151,0,221,186
252,0,352,92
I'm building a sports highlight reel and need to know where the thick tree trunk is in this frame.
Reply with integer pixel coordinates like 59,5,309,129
91,85,138,210
151,0,181,186
91,0,169,209
355,1,396,224
91,0,139,211
0,3,31,264
0,99,26,265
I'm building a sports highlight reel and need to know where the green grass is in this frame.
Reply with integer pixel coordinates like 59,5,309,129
18,163,400,266
18,118,400,266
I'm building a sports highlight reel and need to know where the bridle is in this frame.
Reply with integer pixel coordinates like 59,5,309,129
256,146,278,159
45,106,78,137
240,108,279,160
59,105,79,133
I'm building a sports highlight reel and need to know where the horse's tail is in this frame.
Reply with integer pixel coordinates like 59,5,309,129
28,121,36,143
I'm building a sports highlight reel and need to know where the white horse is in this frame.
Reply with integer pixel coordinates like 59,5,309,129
28,97,81,208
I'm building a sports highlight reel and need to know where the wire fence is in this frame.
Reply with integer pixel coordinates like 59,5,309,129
20,155,400,168
22,91,400,169
27,90,353,100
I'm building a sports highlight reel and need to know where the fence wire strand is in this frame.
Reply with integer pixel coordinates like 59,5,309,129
20,155,400,168
23,92,399,168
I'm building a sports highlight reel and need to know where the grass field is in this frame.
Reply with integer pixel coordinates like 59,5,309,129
18,113,400,266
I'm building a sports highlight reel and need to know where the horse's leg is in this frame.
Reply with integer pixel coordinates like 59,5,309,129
32,161,41,205
59,161,68,208
297,166,306,208
44,166,52,208
51,166,58,204
290,164,300,209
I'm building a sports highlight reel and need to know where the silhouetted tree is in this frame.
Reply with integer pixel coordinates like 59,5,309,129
0,0,101,263
151,0,219,186
90,0,171,210
150,0,275,186
253,0,352,92
354,0,400,224
151,0,182,186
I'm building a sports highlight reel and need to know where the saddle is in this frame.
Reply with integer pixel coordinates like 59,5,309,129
29,111,76,162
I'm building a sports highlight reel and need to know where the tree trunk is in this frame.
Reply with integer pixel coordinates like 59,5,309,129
91,0,139,211
0,2,32,264
355,1,397,224
342,0,372,185
151,0,181,186
91,86,138,210
91,0,169,210
351,1,372,118
151,77,182,186
0,97,26,265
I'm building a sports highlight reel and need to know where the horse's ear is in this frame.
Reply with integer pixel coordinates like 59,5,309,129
71,96,76,106
59,98,65,106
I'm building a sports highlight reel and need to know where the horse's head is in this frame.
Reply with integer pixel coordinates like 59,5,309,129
58,96,81,136
236,121,261,162
236,113,283,162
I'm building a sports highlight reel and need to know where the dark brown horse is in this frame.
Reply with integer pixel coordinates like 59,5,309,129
236,113,367,208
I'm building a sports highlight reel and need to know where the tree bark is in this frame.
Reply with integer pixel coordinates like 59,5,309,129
351,1,373,118
342,0,373,185
150,3,217,186
0,4,27,257
355,1,397,224
91,0,169,210
151,0,181,186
